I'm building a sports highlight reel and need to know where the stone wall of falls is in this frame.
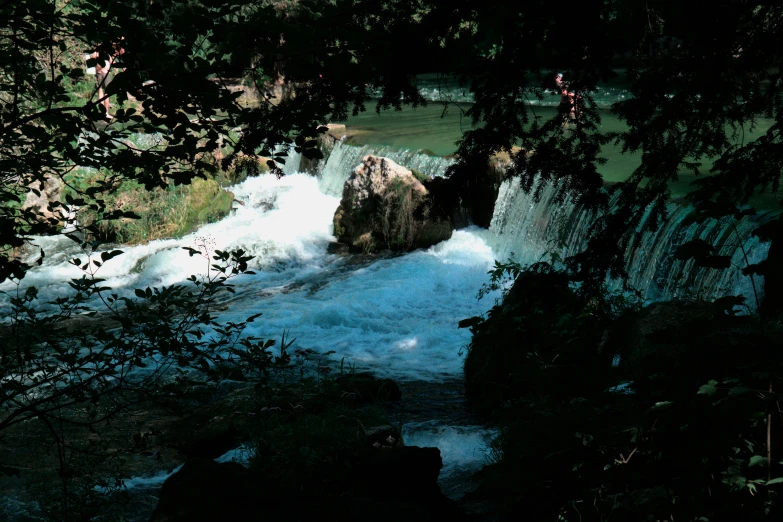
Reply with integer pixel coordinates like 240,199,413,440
486,177,775,308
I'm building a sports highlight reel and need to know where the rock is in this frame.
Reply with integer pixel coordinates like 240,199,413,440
348,446,468,521
333,155,452,252
297,124,348,174
21,174,64,228
151,447,467,522
624,299,725,397
326,241,350,255
149,458,272,522
630,299,716,350
422,154,507,230
362,424,402,448
352,446,441,496
178,424,240,460
335,372,402,404
169,386,254,459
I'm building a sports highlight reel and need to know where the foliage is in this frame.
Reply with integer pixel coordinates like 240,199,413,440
72,176,234,245
673,195,766,312
410,168,429,184
414,1,783,306
461,260,631,417
464,262,783,521
1,0,434,282
0,238,287,518
4,1,783,520
475,257,524,303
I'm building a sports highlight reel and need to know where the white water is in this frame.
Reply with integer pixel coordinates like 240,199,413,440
402,421,496,479
2,171,498,381
314,141,771,308
317,141,454,197
5,139,774,369
3,139,776,522
486,177,772,307
4,139,774,376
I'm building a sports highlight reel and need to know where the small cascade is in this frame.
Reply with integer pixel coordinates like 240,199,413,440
487,178,774,308
487,177,593,265
317,141,455,197
621,203,770,306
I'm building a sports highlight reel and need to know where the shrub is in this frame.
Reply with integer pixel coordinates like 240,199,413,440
70,175,234,245
463,261,783,521
0,241,278,520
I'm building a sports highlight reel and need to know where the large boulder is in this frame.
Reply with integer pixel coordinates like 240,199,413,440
150,447,467,522
623,299,746,398
333,155,452,253
21,174,64,229
149,459,268,522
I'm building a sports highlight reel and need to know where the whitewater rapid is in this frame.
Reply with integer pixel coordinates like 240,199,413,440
2,173,499,381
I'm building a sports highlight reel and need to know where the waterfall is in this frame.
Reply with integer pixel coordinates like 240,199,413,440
487,178,774,308
286,139,771,308
303,139,772,308
316,141,455,197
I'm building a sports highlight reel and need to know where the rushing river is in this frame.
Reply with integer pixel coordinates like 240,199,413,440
3,172,499,380
1,80,778,517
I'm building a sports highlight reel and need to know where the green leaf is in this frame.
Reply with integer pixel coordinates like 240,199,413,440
728,386,752,397
674,239,721,267
766,477,783,486
100,250,124,262
749,455,768,467
698,383,717,396
713,295,745,314
458,316,484,329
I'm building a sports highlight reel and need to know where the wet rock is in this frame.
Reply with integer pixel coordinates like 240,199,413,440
362,424,402,448
170,387,254,459
349,446,468,521
22,174,64,228
178,424,240,460
333,155,452,253
151,447,468,522
298,124,348,174
632,299,716,340
335,372,402,404
326,241,350,255
624,299,736,397
463,270,606,416
149,458,269,522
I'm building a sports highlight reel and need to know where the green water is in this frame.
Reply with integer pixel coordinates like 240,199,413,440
343,103,470,157
341,103,775,205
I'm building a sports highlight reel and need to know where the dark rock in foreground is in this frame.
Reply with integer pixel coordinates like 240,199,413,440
150,446,467,522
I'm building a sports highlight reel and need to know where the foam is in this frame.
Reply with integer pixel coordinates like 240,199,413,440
402,421,497,478
1,173,499,382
